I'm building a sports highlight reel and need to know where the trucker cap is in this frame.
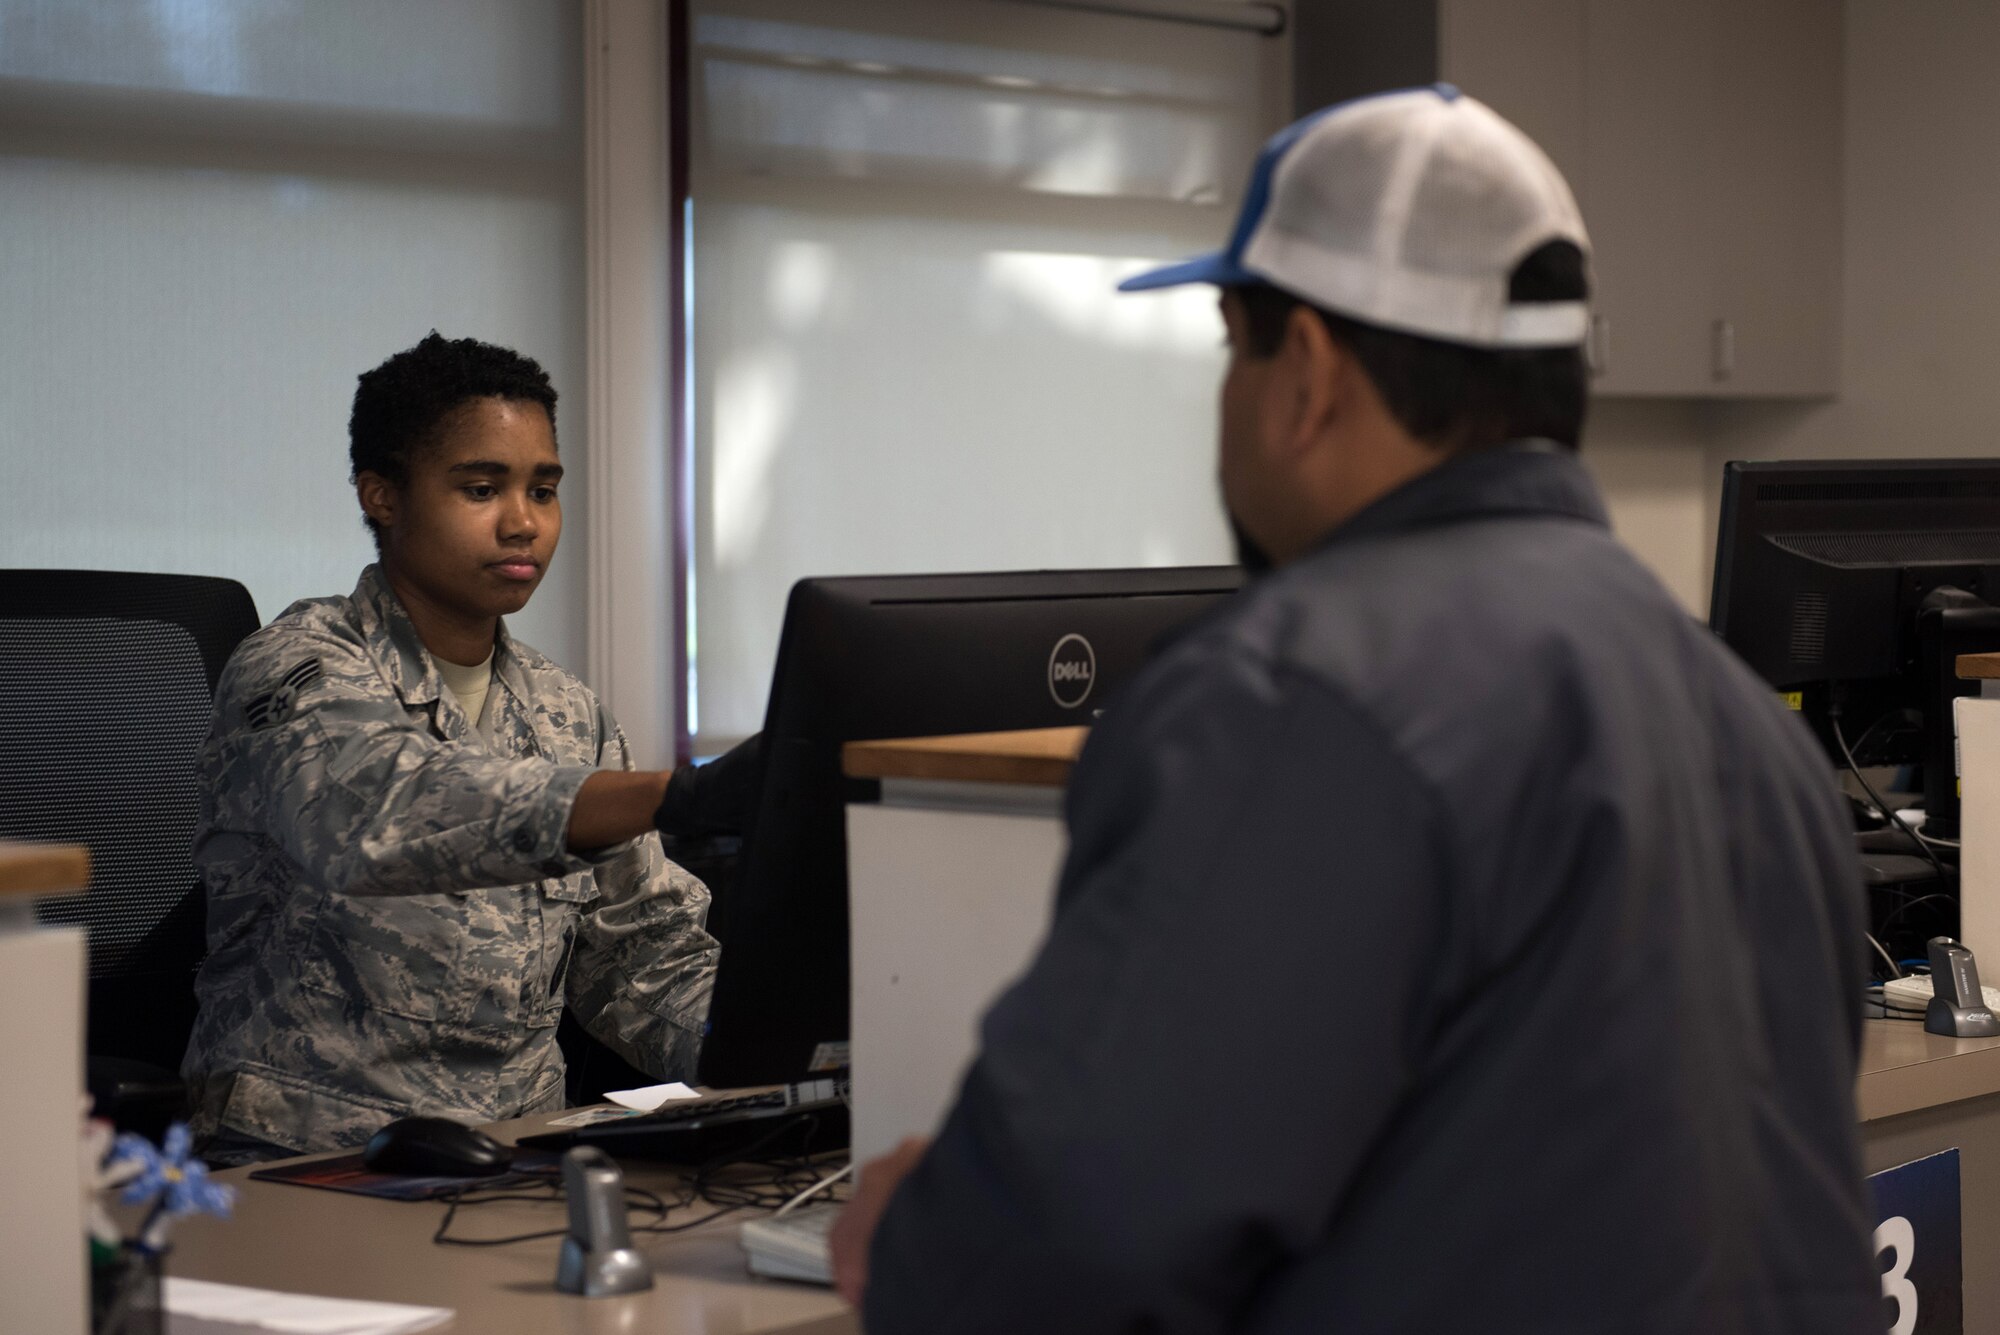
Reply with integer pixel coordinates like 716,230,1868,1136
1119,85,1591,349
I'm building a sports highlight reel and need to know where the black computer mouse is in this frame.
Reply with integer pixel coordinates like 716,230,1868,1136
362,1115,515,1177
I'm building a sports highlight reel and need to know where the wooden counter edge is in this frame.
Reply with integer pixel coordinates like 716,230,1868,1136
1960,652,2000,680
843,727,1087,787
0,841,90,899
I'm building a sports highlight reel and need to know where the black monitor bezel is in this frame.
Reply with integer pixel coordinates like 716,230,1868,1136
694,565,1243,1089
1709,457,2000,834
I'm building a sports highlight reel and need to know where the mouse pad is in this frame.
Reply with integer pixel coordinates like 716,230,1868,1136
248,1148,563,1200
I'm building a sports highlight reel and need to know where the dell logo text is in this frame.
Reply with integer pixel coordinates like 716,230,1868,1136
1048,633,1097,709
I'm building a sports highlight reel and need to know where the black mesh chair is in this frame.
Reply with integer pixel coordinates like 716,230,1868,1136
0,570,259,1136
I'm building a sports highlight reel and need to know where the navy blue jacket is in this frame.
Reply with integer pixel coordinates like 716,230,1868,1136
864,444,1879,1334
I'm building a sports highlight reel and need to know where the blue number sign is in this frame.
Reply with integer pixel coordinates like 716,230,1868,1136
1869,1148,1962,1335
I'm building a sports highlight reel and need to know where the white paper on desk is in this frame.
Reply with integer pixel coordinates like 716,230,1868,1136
163,1276,451,1334
604,1080,701,1112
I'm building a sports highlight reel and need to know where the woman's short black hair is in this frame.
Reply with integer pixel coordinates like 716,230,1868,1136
1233,240,1590,452
348,332,558,541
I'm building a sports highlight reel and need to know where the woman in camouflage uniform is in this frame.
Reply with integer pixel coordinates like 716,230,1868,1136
184,334,729,1164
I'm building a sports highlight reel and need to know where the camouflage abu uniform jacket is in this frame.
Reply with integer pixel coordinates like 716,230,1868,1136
182,565,718,1155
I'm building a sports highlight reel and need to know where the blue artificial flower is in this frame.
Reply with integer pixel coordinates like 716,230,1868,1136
110,1123,235,1221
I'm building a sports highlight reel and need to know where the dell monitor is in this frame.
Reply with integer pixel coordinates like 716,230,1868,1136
694,565,1243,1089
1709,458,2000,837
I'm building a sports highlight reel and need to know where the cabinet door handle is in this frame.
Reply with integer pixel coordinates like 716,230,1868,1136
1588,315,1610,377
1713,319,1736,381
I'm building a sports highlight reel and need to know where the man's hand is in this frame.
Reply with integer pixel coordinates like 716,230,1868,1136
831,1135,930,1308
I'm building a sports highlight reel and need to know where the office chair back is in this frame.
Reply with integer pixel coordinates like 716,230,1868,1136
0,570,259,1096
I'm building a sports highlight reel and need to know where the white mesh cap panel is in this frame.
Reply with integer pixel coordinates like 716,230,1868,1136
1242,90,1589,348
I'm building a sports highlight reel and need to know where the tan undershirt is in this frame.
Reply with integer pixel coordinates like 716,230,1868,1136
436,648,495,732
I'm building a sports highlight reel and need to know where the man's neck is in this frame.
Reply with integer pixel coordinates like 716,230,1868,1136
1275,422,1450,566
379,566,498,667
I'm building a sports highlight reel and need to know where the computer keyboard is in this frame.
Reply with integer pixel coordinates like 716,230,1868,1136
1880,974,2000,1013
519,1079,849,1164
638,1089,792,1122
740,1202,840,1284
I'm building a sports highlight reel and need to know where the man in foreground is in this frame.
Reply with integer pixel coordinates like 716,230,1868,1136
833,88,1879,1331
184,333,749,1163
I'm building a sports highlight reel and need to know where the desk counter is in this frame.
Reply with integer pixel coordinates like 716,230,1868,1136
163,732,2000,1333
164,1107,858,1335
845,730,2000,1327
1861,1018,2000,1121
0,842,88,1335
843,732,1078,1166
1860,1020,2000,1330
0,838,90,900
159,1036,2000,1335
844,726,1085,788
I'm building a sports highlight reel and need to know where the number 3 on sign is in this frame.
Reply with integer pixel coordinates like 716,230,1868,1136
1866,1149,1960,1335
1876,1214,1918,1335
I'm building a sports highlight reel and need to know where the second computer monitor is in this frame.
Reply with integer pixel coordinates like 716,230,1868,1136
695,566,1243,1090
1709,457,2000,834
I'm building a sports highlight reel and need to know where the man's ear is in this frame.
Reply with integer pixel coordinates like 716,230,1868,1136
1282,304,1345,454
355,471,398,533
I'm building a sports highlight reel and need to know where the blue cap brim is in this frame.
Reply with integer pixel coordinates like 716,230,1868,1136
1117,250,1260,292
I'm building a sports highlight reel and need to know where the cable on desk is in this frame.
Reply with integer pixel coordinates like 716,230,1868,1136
432,1181,682,1248
1868,933,1903,980
1878,893,1956,941
629,1119,850,1236
429,1112,852,1249
1863,989,1928,1023
775,1163,854,1218
1832,713,1949,886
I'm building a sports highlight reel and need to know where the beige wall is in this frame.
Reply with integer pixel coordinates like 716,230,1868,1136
1582,399,1714,615
1587,0,2000,620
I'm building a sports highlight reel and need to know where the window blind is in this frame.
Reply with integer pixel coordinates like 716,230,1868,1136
0,0,590,669
688,0,1286,745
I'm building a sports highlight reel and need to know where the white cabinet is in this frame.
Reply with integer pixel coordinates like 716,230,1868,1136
1295,0,1843,398
1574,0,1718,393
846,793,1066,1168
1707,0,1843,396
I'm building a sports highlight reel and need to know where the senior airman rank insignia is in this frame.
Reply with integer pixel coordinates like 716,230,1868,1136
247,657,324,730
